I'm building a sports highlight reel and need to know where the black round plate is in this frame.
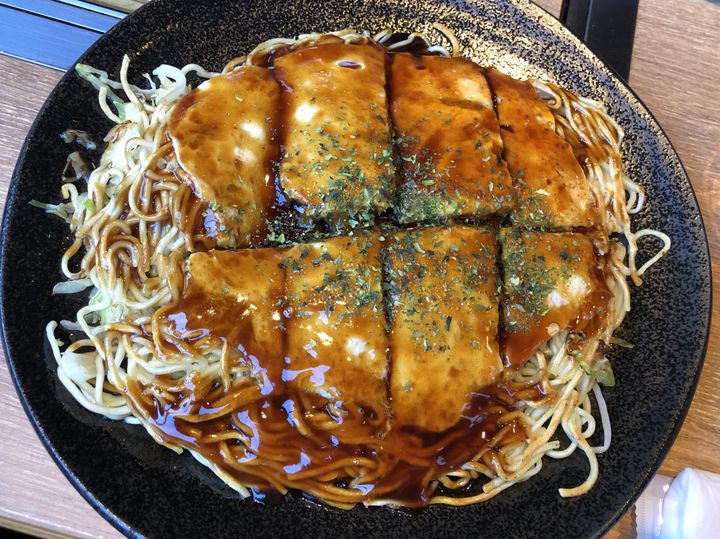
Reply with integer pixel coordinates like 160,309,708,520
0,1,711,537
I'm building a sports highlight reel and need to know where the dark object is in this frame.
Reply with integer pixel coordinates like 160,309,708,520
560,0,639,80
0,1,711,538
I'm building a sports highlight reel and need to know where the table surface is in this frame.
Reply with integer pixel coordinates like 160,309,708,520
1,0,718,537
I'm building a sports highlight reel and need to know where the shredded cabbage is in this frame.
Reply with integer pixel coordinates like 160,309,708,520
76,64,126,120
29,199,73,220
52,278,93,295
60,129,97,151
152,64,188,103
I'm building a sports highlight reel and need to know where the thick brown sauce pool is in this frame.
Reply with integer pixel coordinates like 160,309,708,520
127,374,536,506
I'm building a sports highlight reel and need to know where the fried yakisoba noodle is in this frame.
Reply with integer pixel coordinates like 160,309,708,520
168,66,280,248
45,27,670,510
485,67,601,229
390,54,515,223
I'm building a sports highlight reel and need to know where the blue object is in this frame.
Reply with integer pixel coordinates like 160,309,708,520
0,0,125,70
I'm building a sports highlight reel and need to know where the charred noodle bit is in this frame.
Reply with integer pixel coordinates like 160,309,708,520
42,27,670,508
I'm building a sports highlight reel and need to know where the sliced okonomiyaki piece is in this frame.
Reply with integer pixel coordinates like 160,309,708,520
153,248,287,396
485,68,601,230
168,66,280,248
274,43,395,227
284,232,389,417
385,226,502,432
390,54,515,224
499,228,612,368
